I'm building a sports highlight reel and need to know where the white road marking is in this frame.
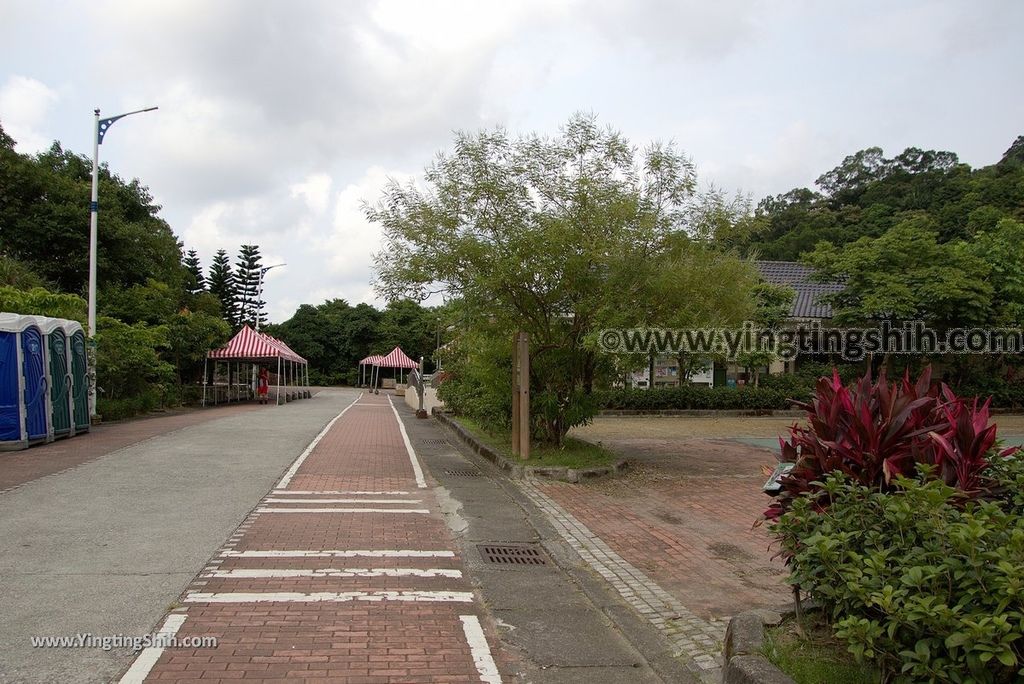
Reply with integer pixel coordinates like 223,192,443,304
203,568,462,578
275,395,360,489
387,395,427,488
118,613,187,684
263,498,422,504
221,549,456,558
460,615,502,683
255,507,430,514
185,591,474,603
272,490,410,495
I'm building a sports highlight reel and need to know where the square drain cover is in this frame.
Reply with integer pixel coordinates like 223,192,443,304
478,543,547,566
444,468,482,476
420,438,450,446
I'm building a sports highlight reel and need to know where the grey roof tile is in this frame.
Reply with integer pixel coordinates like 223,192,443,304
754,260,844,319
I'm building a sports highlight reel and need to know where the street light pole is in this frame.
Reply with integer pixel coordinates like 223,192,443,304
88,106,157,417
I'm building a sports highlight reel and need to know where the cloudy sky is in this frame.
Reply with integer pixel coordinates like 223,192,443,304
2,0,1021,322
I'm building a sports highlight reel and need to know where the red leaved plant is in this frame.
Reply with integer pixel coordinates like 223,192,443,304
764,366,1020,520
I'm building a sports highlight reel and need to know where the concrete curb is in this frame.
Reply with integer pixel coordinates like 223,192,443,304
432,409,627,482
722,610,795,684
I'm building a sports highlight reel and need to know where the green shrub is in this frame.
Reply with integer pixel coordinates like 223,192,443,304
772,464,1024,683
958,376,1024,410
97,389,162,421
594,384,793,411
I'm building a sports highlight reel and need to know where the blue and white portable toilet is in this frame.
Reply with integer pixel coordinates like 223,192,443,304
29,316,73,440
62,320,90,435
0,313,50,450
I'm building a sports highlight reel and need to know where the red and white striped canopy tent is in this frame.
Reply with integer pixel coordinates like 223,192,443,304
204,325,309,406
379,347,418,369
362,347,419,389
209,325,304,362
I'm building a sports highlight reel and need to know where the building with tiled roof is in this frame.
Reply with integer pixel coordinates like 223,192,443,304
754,260,844,320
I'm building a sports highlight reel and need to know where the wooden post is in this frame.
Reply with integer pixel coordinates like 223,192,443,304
518,332,530,459
511,334,520,456
511,331,530,459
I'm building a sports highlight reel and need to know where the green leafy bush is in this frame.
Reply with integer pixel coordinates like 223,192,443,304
958,375,1024,410
772,467,1024,683
595,384,793,411
436,330,513,433
95,316,174,402
97,389,162,421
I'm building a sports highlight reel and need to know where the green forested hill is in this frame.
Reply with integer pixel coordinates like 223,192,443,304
738,136,1024,261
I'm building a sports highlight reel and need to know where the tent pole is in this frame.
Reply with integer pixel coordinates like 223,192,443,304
276,356,281,406
202,357,208,407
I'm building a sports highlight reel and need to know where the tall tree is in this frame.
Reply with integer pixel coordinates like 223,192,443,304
804,215,993,327
207,249,236,326
0,138,185,294
369,114,755,444
234,244,265,329
183,249,205,295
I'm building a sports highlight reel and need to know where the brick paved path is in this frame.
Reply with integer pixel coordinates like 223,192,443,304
125,392,503,683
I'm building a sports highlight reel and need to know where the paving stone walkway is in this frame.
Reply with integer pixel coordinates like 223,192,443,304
520,481,725,675
124,392,503,683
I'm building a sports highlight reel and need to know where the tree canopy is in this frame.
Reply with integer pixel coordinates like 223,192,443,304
369,114,759,443
736,138,1024,261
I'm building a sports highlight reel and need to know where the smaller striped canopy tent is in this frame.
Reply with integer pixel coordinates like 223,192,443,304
204,325,309,406
360,347,418,388
357,354,383,387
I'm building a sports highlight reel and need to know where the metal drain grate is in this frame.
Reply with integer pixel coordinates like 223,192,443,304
444,468,482,477
478,543,547,566
420,438,450,446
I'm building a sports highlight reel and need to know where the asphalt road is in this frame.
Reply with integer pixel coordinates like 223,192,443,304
0,389,358,683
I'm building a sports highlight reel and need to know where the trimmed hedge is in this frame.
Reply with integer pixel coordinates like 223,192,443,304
595,385,797,411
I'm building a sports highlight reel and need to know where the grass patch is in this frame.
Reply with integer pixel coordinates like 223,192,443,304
762,614,879,684
455,416,618,469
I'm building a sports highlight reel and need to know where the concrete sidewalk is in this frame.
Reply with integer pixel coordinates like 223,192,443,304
402,405,698,684
0,403,268,494
0,389,357,683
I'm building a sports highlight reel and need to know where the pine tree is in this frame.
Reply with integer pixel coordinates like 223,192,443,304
183,249,206,295
234,244,266,329
208,249,237,326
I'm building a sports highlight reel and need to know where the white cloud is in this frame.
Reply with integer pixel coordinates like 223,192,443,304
2,0,1021,325
322,165,414,280
0,75,59,152
290,174,332,215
